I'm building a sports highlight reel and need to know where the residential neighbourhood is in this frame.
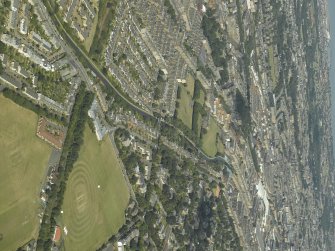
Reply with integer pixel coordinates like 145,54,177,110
0,0,335,250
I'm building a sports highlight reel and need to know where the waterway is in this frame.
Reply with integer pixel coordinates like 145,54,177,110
328,0,335,154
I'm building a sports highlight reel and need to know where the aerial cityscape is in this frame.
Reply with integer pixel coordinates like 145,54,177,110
0,0,334,250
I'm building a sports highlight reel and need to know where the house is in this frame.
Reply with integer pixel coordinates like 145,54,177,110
88,99,109,141
19,18,28,34
144,165,151,180
82,0,96,18
72,22,85,41
64,0,78,23
39,94,65,112
54,57,69,69
23,3,31,17
60,65,77,80
52,226,61,242
30,32,52,51
10,61,19,71
0,54,8,66
23,87,39,100
72,22,90,41
117,242,124,251
132,142,152,160
1,34,53,71
8,10,18,30
158,224,166,239
40,192,47,203
94,84,108,112
18,66,30,78
136,175,147,193
118,229,139,247
11,0,20,11
0,73,22,89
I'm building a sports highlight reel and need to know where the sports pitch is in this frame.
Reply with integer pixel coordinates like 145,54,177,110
61,127,129,251
201,117,220,157
177,74,195,129
0,95,51,251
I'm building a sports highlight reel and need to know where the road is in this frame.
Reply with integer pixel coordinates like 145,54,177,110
33,0,92,87
41,0,235,170
43,0,152,116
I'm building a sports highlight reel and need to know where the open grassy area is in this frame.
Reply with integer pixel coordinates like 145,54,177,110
201,117,221,157
197,88,205,105
177,74,195,129
61,127,129,251
268,45,278,89
0,95,51,251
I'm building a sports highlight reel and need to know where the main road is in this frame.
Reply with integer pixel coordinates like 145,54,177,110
43,0,152,117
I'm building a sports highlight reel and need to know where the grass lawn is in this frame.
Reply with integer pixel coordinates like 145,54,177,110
268,45,278,89
197,88,205,105
177,74,195,129
0,95,51,251
201,117,220,157
61,127,129,251
185,74,195,97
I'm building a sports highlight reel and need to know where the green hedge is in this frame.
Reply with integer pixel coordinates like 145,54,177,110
36,83,94,250
2,88,66,125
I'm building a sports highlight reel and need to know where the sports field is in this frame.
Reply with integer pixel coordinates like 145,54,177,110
201,117,221,157
61,127,129,251
177,74,195,129
0,95,51,251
